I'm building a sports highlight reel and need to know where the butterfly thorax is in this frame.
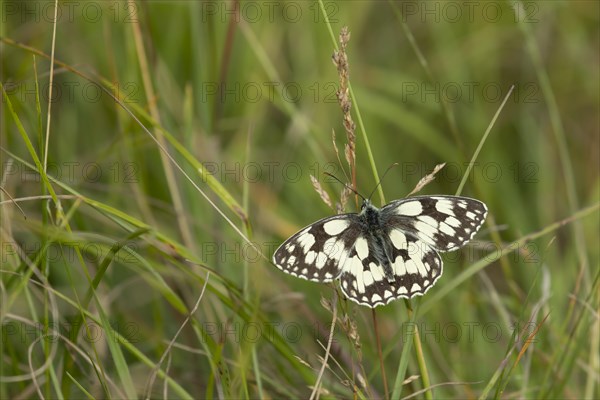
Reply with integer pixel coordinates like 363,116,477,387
358,200,382,228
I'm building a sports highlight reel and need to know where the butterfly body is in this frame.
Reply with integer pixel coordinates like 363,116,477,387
273,195,487,307
357,200,397,283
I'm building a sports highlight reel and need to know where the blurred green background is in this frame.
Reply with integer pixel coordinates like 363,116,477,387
1,1,598,399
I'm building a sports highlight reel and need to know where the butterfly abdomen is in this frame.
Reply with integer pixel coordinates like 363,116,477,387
358,203,397,283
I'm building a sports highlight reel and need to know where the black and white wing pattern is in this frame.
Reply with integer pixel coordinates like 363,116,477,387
381,195,488,252
272,195,487,308
337,232,443,307
272,214,358,283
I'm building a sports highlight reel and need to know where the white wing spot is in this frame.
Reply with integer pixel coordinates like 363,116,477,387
325,272,333,279
338,249,351,273
323,219,350,235
415,258,428,276
384,290,392,299
288,255,296,265
397,200,423,216
301,267,308,275
298,233,315,252
439,223,455,236
414,221,438,241
323,237,340,257
407,243,429,276
286,244,296,252
418,215,439,227
405,259,418,274
350,257,365,293
363,271,374,286
394,256,407,276
369,262,385,281
445,216,461,227
315,252,327,269
398,286,408,294
466,211,476,219
424,258,432,272
371,293,382,303
305,251,316,264
390,230,408,250
411,283,421,292
355,237,369,260
435,200,455,215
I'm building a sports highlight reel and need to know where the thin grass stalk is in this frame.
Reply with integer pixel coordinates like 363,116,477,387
33,53,53,398
515,1,588,275
127,0,194,249
387,0,463,152
242,127,263,398
318,0,383,204
372,309,390,400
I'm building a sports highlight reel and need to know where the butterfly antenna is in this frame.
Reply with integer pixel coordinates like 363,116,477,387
367,162,400,200
323,172,366,201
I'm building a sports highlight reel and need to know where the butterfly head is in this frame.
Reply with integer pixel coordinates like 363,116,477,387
360,198,379,214
360,198,371,211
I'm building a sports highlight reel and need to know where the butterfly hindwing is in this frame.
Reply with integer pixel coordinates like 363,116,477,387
381,195,487,252
272,214,359,283
338,231,442,307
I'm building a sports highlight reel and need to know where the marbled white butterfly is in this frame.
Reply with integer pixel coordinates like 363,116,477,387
273,195,487,307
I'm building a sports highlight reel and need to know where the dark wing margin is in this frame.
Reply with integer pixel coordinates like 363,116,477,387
381,195,487,252
338,231,442,307
272,214,359,282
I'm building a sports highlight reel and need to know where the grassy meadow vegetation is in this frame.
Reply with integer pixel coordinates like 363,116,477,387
1,1,598,398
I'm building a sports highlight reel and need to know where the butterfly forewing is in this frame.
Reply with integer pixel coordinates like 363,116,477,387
272,214,358,282
381,196,487,252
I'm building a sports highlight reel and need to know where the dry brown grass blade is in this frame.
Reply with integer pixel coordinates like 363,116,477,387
407,163,446,196
0,186,27,219
513,312,550,369
333,27,357,192
332,129,350,183
310,290,338,400
336,186,352,214
310,175,333,209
